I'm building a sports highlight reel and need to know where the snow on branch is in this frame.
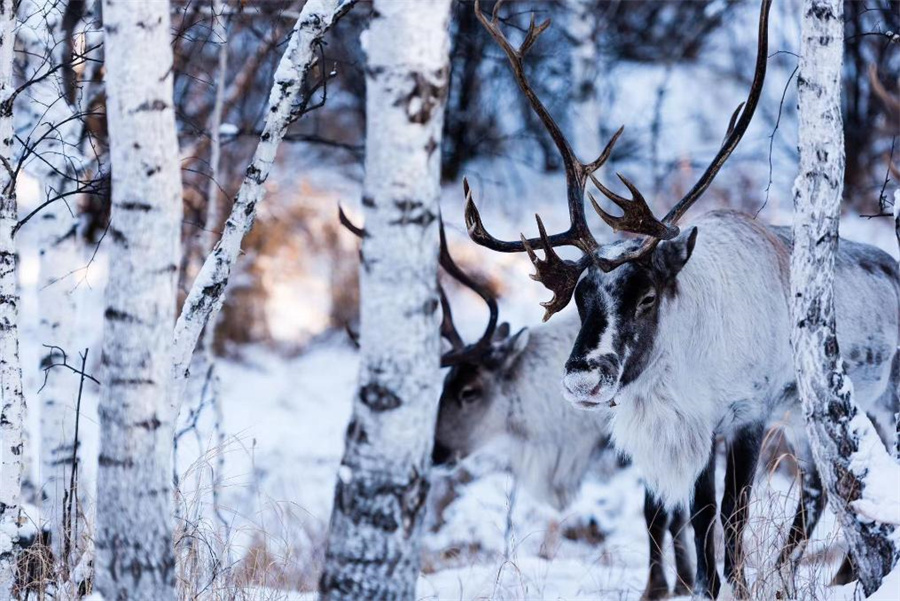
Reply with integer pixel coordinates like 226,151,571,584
171,0,358,414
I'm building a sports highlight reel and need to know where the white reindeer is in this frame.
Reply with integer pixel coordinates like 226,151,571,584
460,0,898,598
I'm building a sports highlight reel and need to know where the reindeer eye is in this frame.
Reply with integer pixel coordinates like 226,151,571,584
460,386,481,406
637,294,656,314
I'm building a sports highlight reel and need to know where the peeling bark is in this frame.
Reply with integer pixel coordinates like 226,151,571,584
94,1,183,599
791,0,899,594
171,0,358,419
0,1,23,596
318,1,452,599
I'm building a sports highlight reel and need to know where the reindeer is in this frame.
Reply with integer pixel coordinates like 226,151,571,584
434,312,696,600
341,209,694,599
460,0,899,598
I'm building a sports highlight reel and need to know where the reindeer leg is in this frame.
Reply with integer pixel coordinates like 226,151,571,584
777,465,825,594
691,439,721,599
642,489,670,600
831,555,857,585
669,506,694,596
721,422,763,600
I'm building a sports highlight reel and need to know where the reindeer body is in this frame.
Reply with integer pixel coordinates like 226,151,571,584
595,211,899,507
559,209,899,597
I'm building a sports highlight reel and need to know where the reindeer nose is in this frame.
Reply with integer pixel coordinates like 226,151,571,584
565,354,620,380
432,441,453,466
563,370,601,400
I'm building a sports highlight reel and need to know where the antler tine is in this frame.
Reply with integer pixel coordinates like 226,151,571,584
439,216,500,365
584,125,625,176
723,102,745,141
589,173,631,211
338,204,365,237
663,0,771,225
588,173,679,240
463,177,593,253
438,284,465,352
490,0,503,24
520,214,586,322
520,12,551,56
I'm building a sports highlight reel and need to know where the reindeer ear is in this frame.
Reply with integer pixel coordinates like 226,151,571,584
499,327,530,371
494,322,511,341
653,226,698,279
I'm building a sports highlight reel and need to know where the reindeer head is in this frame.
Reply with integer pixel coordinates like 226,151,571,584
432,322,530,466
339,206,515,464
463,0,770,410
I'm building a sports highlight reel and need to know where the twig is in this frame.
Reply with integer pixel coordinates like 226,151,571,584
757,64,799,217
38,344,100,393
877,136,896,214
61,348,91,579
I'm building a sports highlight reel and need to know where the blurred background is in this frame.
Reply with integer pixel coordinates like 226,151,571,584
16,0,899,597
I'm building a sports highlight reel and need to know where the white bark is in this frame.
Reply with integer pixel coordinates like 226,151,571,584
0,1,22,596
565,0,604,161
318,1,451,599
171,0,357,418
94,1,182,599
791,0,899,594
16,0,90,563
202,0,228,257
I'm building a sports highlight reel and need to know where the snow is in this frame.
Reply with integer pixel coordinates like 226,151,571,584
847,412,900,527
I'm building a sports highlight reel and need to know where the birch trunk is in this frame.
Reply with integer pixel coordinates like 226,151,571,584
565,0,604,162
16,0,89,563
791,0,899,594
318,1,451,598
0,1,23,596
94,1,182,599
171,0,357,418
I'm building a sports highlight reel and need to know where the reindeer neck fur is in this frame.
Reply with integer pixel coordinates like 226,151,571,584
503,315,609,510
608,212,794,507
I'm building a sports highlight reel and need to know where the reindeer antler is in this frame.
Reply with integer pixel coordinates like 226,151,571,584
464,0,771,320
593,0,772,233
338,205,498,365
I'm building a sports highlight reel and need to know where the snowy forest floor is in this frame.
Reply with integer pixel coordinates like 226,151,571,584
196,342,899,601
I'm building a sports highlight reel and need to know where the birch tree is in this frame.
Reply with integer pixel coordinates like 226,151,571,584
318,1,452,598
16,0,93,564
791,0,899,594
565,0,604,162
94,1,183,599
172,0,357,416
0,1,23,596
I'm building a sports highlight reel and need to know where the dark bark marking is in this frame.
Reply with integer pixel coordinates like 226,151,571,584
398,68,450,125
133,99,168,112
105,307,142,324
98,454,134,468
134,415,161,430
359,382,402,412
345,419,368,445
